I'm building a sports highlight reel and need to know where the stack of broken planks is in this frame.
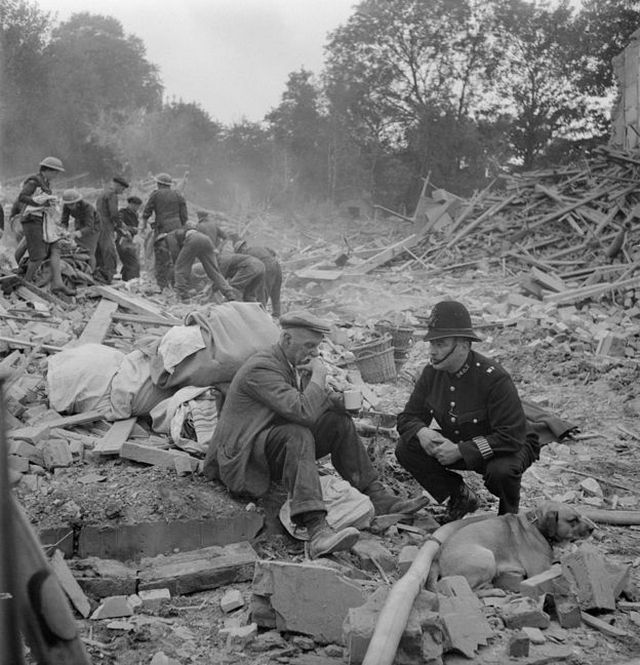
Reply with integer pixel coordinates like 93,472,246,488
411,145,640,278
3,283,203,483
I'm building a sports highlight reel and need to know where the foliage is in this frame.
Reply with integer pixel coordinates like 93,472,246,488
1,0,639,214
0,0,53,173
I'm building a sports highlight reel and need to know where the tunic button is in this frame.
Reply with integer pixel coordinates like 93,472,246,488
473,418,478,423
476,362,480,367
450,386,455,391
450,417,456,422
450,401,455,407
455,430,460,435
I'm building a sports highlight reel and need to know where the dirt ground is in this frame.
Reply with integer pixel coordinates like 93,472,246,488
11,213,640,665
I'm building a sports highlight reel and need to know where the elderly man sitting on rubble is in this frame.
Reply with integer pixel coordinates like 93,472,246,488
204,311,426,558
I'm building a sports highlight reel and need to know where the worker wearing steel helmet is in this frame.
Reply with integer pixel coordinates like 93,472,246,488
9,157,76,296
141,173,188,289
396,300,540,521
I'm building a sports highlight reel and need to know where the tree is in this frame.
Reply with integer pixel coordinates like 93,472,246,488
323,0,503,201
0,0,53,175
483,0,589,169
266,69,328,204
44,13,163,176
574,0,640,96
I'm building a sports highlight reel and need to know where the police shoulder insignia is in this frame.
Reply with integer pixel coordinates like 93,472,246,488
486,366,494,374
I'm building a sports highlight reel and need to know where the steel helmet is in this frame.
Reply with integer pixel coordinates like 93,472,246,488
39,156,65,172
424,300,482,342
62,189,82,205
154,173,173,185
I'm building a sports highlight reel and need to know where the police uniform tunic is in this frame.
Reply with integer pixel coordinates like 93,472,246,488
396,350,540,513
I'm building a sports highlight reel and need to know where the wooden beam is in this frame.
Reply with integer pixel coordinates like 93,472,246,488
543,274,640,305
93,417,137,456
70,299,118,347
94,285,180,324
111,312,174,327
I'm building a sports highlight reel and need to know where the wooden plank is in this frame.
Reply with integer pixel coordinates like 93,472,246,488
445,194,518,248
93,417,137,456
47,410,106,430
294,266,344,281
530,266,567,293
580,611,628,638
543,275,640,305
0,336,61,353
74,299,118,346
120,441,199,471
112,312,174,327
94,285,180,324
49,549,91,618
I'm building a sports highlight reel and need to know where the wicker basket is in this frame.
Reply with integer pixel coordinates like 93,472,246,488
355,347,397,383
374,321,415,352
350,333,393,360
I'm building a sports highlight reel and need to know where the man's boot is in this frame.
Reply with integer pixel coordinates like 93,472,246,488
445,483,479,522
364,480,429,516
303,513,359,559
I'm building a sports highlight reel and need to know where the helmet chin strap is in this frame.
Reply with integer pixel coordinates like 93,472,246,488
431,340,459,368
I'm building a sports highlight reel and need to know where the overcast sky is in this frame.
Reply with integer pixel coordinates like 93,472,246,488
35,0,356,125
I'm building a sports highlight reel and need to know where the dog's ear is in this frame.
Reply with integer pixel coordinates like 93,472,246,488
540,509,559,540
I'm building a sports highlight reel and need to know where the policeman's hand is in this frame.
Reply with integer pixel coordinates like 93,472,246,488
433,440,463,466
416,428,446,456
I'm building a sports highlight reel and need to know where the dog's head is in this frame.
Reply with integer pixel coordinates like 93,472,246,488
534,501,595,544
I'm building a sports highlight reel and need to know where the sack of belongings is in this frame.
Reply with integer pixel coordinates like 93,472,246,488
149,301,280,389
279,475,375,540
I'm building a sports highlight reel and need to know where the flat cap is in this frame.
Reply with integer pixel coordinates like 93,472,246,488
280,310,331,334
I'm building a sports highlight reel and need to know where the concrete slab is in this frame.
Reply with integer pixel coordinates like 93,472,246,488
252,560,369,644
138,541,258,595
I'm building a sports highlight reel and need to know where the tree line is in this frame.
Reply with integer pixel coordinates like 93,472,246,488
2,0,640,215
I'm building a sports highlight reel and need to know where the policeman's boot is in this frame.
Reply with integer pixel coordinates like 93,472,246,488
445,483,479,522
364,480,429,516
303,512,359,559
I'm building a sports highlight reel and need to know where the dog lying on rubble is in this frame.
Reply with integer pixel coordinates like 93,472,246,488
430,500,595,591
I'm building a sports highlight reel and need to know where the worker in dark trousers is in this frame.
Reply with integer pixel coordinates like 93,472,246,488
117,195,142,281
158,223,238,303
233,237,282,317
95,176,129,283
141,173,188,289
218,250,265,303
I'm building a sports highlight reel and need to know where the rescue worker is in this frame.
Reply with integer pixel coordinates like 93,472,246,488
196,210,229,250
141,173,188,288
218,251,266,303
116,195,142,281
395,300,541,520
204,310,427,558
158,222,238,302
60,189,101,270
10,156,75,296
233,237,282,317
95,176,129,283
